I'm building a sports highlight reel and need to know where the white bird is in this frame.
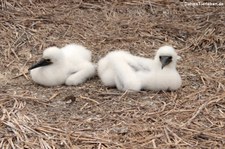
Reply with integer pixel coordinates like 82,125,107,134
97,46,182,91
29,44,96,86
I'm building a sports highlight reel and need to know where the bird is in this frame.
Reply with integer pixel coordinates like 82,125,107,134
97,46,182,91
29,44,96,86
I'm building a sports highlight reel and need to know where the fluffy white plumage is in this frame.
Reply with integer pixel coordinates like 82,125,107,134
138,46,182,91
29,44,96,86
97,51,153,91
97,46,182,91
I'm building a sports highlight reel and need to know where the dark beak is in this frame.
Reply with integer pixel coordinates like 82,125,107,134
28,58,52,71
160,56,172,69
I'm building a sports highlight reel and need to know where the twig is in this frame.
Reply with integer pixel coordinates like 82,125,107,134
152,139,157,148
79,96,100,104
185,95,224,126
80,103,88,111
167,121,225,140
6,60,15,67
166,126,191,146
164,127,172,143
119,90,128,100
0,94,53,106
48,93,60,101
10,48,20,61
11,71,29,79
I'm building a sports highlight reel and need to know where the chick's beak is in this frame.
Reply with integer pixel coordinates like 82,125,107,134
160,56,172,69
28,58,52,71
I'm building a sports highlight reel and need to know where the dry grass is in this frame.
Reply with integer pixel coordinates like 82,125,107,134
0,0,225,148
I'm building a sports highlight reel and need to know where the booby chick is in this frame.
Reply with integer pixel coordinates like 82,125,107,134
29,44,96,86
97,46,182,91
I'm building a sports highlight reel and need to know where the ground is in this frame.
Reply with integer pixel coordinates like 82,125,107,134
0,0,225,148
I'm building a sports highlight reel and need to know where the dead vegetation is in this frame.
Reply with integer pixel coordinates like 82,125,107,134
0,0,225,148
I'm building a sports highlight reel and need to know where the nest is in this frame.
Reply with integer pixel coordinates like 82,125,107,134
0,0,225,148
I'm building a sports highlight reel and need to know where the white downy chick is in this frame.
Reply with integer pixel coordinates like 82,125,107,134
98,46,182,91
29,44,96,86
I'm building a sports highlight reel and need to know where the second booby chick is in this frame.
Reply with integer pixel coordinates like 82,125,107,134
97,46,182,91
29,44,96,86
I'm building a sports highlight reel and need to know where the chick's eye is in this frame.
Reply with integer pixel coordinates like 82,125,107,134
45,59,51,62
159,56,162,59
